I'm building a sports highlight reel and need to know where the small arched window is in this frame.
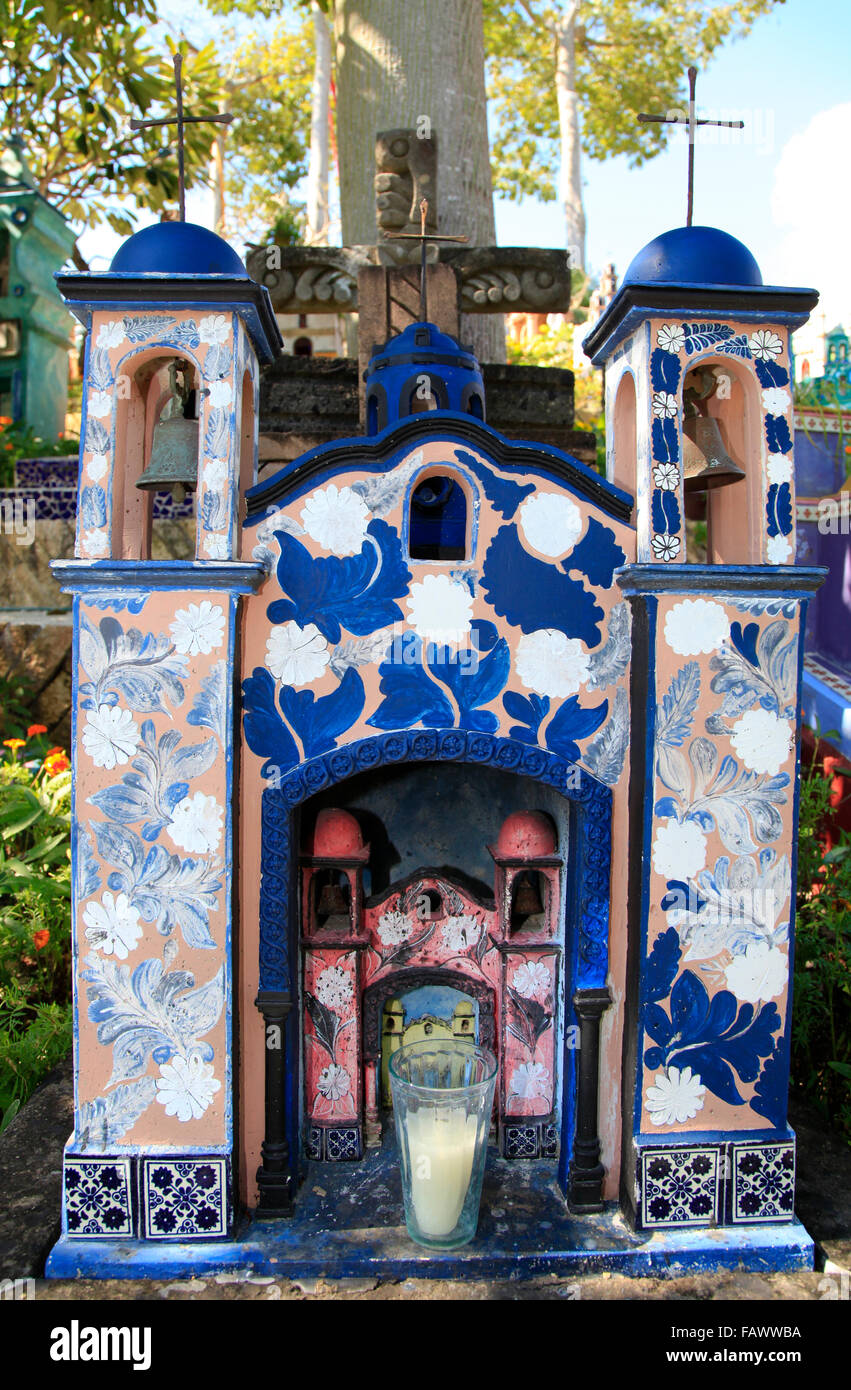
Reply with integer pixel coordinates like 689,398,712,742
409,474,468,560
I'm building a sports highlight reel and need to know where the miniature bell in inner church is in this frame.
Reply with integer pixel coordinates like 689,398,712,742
137,359,199,501
682,366,747,494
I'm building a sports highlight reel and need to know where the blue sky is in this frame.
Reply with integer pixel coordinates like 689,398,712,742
81,0,850,328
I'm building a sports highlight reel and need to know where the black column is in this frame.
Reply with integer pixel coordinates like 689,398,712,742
568,987,612,1212
255,989,294,1217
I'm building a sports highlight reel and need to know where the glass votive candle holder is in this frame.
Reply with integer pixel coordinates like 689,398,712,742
389,1039,497,1250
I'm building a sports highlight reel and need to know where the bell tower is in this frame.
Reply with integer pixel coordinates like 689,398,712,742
50,221,281,1247
584,225,817,565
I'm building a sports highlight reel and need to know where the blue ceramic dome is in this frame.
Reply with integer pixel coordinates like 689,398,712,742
622,225,762,288
364,321,485,434
109,221,247,276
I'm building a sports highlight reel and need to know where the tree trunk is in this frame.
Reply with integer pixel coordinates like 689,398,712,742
332,0,504,362
555,4,585,273
306,0,331,245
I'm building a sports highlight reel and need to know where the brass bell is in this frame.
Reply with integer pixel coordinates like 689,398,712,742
137,361,198,501
512,871,544,918
316,876,350,920
682,414,747,494
682,366,746,495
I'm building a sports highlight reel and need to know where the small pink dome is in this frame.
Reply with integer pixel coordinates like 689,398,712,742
308,808,364,857
496,811,557,859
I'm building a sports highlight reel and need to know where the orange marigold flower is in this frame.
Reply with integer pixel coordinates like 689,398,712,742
45,746,64,757
27,724,48,737
43,754,70,773
33,929,50,950
3,738,25,750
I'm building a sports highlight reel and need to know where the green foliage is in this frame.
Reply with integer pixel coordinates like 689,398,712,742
0,3,230,232
0,737,72,1131
506,320,606,473
0,672,38,741
0,422,79,488
792,753,851,1143
482,0,785,204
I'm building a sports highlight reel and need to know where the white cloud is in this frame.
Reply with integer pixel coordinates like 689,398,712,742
771,104,851,328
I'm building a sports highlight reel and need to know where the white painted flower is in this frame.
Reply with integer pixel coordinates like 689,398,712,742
202,457,230,489
766,454,793,486
377,910,414,946
207,379,233,409
300,483,370,556
509,1061,550,1100
651,534,681,561
87,452,109,482
518,492,583,558
724,941,788,1004
83,892,142,959
96,320,125,349
656,323,685,355
82,704,139,770
406,574,473,643
170,601,226,656
664,598,729,656
203,533,230,559
515,629,590,698
317,1063,351,1102
749,329,783,361
315,965,354,1012
167,792,224,854
511,960,551,1001
652,391,678,419
766,534,793,565
441,914,481,953
156,1053,221,1122
761,387,791,416
88,390,113,419
266,621,330,686
199,313,230,345
730,709,793,775
83,528,110,557
653,462,679,491
652,820,707,880
646,1066,705,1125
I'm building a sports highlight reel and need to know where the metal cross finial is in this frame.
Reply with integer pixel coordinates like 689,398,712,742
638,67,744,227
385,197,467,321
130,53,232,222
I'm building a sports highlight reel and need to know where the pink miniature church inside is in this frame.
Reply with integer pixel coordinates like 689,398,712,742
46,215,824,1278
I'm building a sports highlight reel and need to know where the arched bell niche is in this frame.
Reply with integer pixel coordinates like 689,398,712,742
611,370,637,495
680,353,764,565
111,348,202,560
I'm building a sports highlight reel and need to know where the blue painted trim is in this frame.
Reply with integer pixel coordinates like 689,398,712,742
44,1214,814,1280
631,594,659,1140
632,1127,796,1151
616,563,826,597
400,456,480,565
244,412,634,525
257,730,613,1195
52,560,267,594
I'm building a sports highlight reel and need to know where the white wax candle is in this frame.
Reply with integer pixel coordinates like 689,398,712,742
406,1106,478,1237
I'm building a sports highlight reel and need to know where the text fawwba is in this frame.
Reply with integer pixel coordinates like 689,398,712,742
50,1321,152,1372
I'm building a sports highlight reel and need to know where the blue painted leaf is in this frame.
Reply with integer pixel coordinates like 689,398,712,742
503,690,550,745
80,485,107,529
87,348,113,392
368,639,454,730
187,661,228,744
76,830,102,900
650,347,681,393
730,621,760,668
453,448,535,518
750,1045,787,1128
202,488,228,533
683,322,733,353
84,417,109,455
655,797,680,818
651,488,681,536
204,343,232,380
754,358,789,389
268,519,411,644
481,525,605,647
645,927,682,1003
205,408,230,458
279,667,365,757
242,666,299,777
656,662,700,748
122,314,175,343
765,414,792,455
170,320,200,349
564,517,626,588
651,416,680,465
428,622,510,733
545,695,608,762
718,334,751,359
